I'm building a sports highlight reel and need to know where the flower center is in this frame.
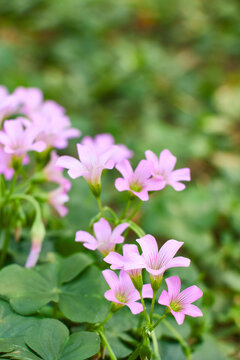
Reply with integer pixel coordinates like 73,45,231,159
130,182,143,192
116,293,127,303
170,301,182,312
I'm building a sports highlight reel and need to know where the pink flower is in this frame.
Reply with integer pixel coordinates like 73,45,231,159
56,143,115,188
82,133,133,164
104,244,143,278
115,160,164,201
43,151,71,191
0,86,18,122
102,269,153,314
48,186,69,217
145,149,191,191
25,215,45,268
0,147,14,180
158,276,203,325
75,218,128,256
0,119,46,159
12,86,43,116
134,235,191,276
30,100,80,149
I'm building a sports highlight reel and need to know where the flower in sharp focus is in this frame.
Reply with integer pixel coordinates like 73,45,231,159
102,269,153,314
56,143,115,190
76,218,128,256
158,276,203,325
115,159,164,201
48,186,69,217
135,235,191,276
145,149,191,191
82,133,133,164
43,151,71,191
0,119,46,159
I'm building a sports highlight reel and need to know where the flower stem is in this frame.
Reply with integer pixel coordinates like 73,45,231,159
162,319,192,359
96,196,104,217
120,197,132,219
0,228,11,269
139,291,149,323
98,329,117,360
152,313,168,330
98,311,113,327
151,330,161,360
127,200,142,220
150,289,157,324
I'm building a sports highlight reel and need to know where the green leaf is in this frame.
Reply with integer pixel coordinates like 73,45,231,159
24,319,69,360
160,340,185,360
59,266,109,323
0,265,58,315
58,253,93,284
193,335,230,360
59,332,100,360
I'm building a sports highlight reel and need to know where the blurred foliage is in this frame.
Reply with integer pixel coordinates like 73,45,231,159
0,0,240,358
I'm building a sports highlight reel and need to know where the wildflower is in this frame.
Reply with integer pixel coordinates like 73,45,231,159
0,119,46,159
115,159,164,201
76,218,128,256
43,151,71,191
102,269,153,314
82,133,133,164
0,86,18,122
12,86,43,116
56,143,115,195
104,244,144,290
48,186,69,217
145,149,191,191
135,235,190,276
158,276,203,325
30,100,80,149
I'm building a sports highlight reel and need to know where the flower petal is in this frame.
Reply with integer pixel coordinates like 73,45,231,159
166,256,190,270
171,310,185,325
158,239,184,267
137,235,158,267
142,284,153,299
93,218,112,244
178,285,203,305
127,301,143,314
115,178,129,192
134,160,152,183
116,159,133,179
184,304,203,317
165,276,181,300
159,149,177,174
111,223,129,243
75,231,97,250
102,269,119,291
158,290,170,306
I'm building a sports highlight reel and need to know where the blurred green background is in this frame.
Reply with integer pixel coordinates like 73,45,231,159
0,0,240,358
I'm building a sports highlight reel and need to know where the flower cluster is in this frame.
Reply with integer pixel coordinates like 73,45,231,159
0,86,81,267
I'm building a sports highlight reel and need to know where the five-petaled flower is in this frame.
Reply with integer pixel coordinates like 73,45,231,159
76,218,129,256
145,149,191,191
102,269,153,314
158,276,203,325
115,159,164,201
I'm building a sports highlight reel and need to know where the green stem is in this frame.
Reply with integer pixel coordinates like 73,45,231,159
98,329,117,360
127,200,142,220
139,291,149,323
11,194,41,219
52,302,58,318
151,330,161,360
8,171,18,197
0,228,11,269
120,197,132,220
150,290,157,324
96,196,104,217
152,313,168,330
98,311,113,327
127,220,145,238
162,319,192,359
